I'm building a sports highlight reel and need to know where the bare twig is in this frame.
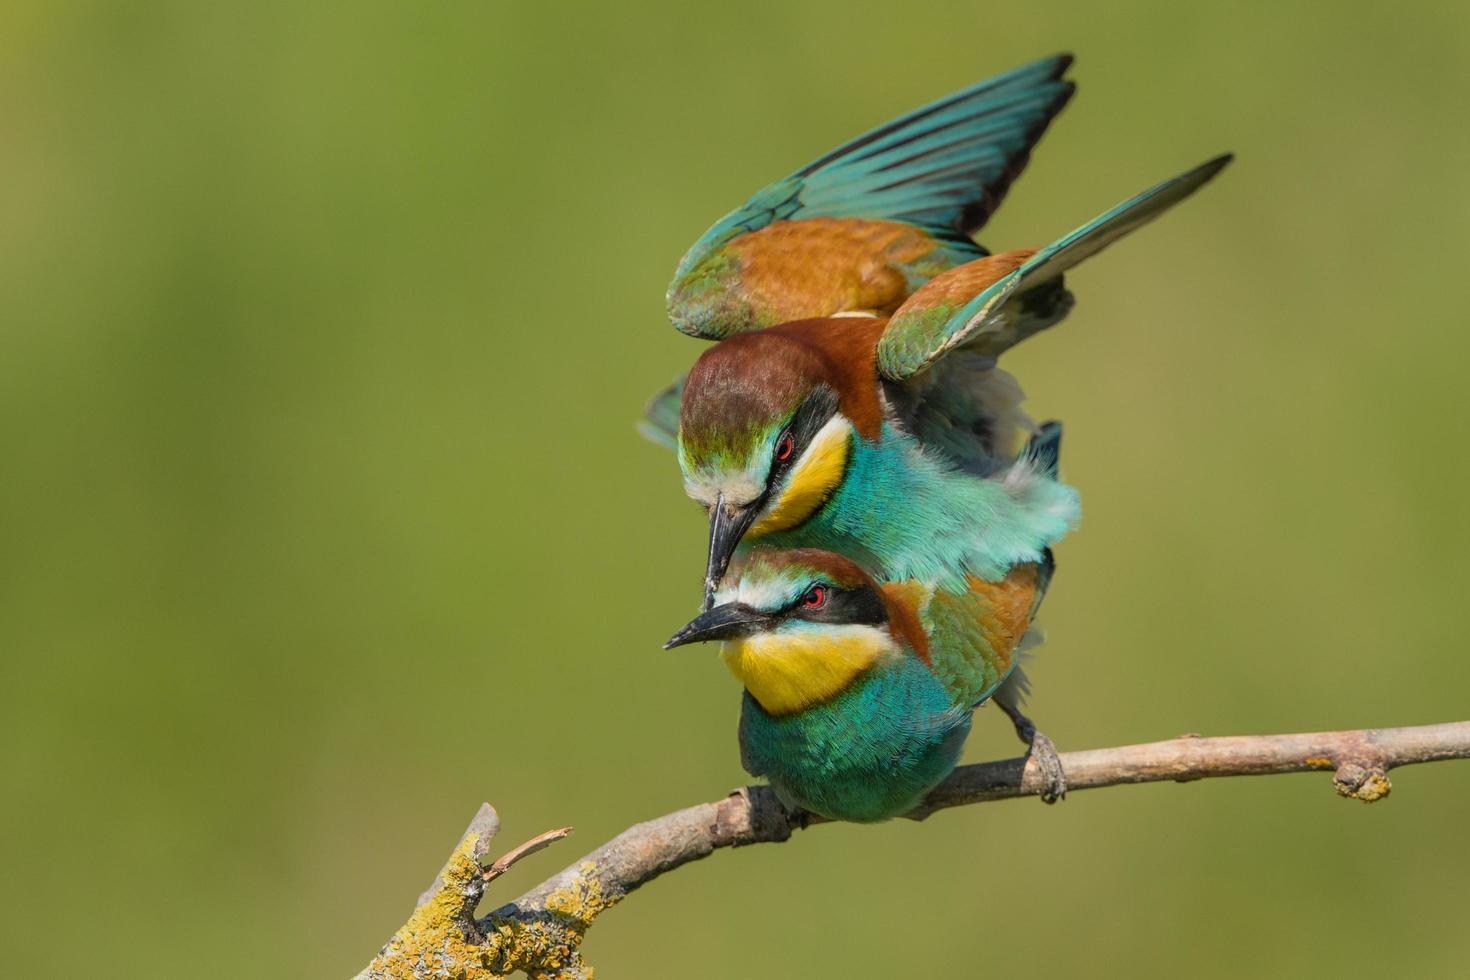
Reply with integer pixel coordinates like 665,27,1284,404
356,720,1470,979
483,827,574,885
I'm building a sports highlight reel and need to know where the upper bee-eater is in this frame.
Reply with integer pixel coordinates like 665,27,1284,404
642,53,1076,480
652,148,1231,605
665,542,1059,819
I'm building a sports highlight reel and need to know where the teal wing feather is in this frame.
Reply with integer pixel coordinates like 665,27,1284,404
674,54,1075,282
637,374,684,450
878,154,1233,380
667,56,1077,339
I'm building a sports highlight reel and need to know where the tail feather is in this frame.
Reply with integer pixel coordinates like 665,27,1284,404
1024,421,1063,479
992,661,1033,710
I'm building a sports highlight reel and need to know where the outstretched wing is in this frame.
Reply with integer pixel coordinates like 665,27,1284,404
877,154,1233,380
668,55,1076,339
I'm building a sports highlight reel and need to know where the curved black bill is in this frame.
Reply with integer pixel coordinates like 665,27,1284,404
664,602,772,650
704,494,758,610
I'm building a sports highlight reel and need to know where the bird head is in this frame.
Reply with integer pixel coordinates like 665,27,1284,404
664,548,913,716
676,318,885,608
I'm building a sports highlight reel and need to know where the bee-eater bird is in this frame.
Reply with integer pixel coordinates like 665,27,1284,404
664,544,1059,819
654,153,1230,606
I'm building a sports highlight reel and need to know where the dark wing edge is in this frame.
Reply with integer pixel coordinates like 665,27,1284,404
791,53,1076,241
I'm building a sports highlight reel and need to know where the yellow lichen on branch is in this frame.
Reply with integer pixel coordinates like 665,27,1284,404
357,808,603,979
361,826,498,978
481,864,615,979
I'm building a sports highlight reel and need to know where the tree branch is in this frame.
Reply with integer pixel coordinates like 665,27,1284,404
356,720,1470,979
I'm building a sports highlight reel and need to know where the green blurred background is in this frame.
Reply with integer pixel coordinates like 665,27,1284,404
4,2,1469,976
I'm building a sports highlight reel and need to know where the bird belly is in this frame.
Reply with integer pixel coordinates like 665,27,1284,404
737,658,969,822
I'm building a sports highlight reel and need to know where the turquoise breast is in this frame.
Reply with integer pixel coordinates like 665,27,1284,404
737,655,970,822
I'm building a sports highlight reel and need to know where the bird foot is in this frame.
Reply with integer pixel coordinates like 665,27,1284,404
994,696,1067,804
1027,730,1067,804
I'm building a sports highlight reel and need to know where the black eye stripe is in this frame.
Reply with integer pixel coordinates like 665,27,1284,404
781,582,887,626
769,385,840,478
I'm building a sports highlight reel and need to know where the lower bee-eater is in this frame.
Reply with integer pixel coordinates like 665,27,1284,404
665,541,1061,819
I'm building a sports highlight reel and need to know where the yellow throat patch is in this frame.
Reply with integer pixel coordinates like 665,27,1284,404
720,625,892,716
748,416,852,537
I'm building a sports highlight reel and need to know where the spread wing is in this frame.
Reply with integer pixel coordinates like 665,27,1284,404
877,154,1233,381
667,55,1076,340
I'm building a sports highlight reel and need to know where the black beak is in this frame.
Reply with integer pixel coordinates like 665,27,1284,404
703,493,759,611
664,602,772,650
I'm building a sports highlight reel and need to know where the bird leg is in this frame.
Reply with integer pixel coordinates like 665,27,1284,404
995,699,1067,804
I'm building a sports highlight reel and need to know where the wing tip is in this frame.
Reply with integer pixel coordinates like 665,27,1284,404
954,71,1078,236
1014,51,1075,82
1187,152,1235,186
1147,152,1233,207
1046,52,1076,78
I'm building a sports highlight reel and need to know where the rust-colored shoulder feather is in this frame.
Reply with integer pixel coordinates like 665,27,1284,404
920,562,1048,707
879,580,932,665
965,564,1044,654
728,219,954,324
890,249,1036,317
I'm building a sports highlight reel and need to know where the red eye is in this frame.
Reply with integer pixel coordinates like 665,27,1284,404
775,433,795,463
802,585,827,609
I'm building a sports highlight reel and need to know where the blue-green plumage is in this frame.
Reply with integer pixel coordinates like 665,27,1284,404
737,659,970,823
756,420,1075,588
